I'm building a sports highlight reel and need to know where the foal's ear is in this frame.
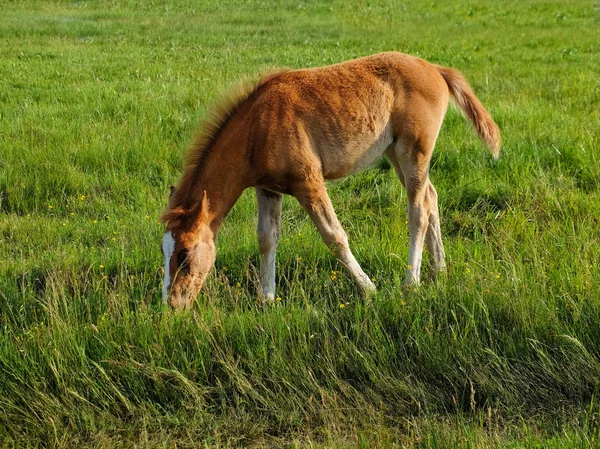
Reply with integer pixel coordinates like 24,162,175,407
169,185,177,198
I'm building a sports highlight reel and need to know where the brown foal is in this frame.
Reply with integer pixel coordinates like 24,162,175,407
160,52,500,309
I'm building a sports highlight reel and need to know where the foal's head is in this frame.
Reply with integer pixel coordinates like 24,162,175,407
161,190,216,310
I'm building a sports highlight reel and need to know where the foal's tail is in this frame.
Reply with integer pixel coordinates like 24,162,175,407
436,66,501,159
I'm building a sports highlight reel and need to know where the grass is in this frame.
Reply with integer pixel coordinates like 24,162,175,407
0,0,599,447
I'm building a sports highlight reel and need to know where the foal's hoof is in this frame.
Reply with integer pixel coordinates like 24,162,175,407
360,280,377,297
259,293,276,306
404,269,421,288
402,280,420,292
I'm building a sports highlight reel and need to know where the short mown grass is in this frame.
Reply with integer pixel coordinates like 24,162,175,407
0,1,599,447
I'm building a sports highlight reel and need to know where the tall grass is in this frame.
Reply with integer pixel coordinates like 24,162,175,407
0,0,598,447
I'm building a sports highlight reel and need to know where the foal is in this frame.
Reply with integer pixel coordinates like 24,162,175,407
161,52,500,309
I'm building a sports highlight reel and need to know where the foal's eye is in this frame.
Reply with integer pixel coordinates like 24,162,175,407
177,249,190,273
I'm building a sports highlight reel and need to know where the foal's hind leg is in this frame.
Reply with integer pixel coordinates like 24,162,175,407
292,180,376,295
403,160,431,285
385,146,446,284
424,182,446,275
256,188,283,302
386,141,443,285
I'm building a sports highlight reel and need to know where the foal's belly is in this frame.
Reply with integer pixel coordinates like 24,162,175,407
322,121,394,180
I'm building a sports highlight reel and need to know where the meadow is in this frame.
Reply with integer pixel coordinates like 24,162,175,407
0,0,599,447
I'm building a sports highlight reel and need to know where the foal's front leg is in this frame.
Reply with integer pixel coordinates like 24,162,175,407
293,181,376,295
256,188,283,302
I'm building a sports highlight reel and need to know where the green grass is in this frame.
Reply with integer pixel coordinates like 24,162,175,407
1,0,599,447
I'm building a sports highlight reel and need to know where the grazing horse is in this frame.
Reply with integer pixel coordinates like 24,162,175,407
160,52,500,310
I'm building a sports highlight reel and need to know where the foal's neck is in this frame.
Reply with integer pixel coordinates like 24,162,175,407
169,101,255,239
187,149,249,236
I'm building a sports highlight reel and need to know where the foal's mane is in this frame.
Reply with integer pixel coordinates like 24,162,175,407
160,70,283,228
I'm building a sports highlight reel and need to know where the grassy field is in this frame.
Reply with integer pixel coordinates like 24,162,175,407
1,0,599,447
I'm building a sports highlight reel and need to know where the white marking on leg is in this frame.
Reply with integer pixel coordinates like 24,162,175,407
162,231,175,302
257,189,282,302
337,247,376,294
424,183,446,274
259,250,276,301
406,203,427,285
258,224,277,301
426,210,446,273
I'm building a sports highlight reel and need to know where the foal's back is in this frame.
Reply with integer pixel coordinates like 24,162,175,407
248,52,449,187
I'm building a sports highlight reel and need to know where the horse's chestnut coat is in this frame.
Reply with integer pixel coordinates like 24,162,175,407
160,52,500,309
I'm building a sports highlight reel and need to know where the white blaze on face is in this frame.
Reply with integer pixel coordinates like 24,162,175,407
162,231,175,302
